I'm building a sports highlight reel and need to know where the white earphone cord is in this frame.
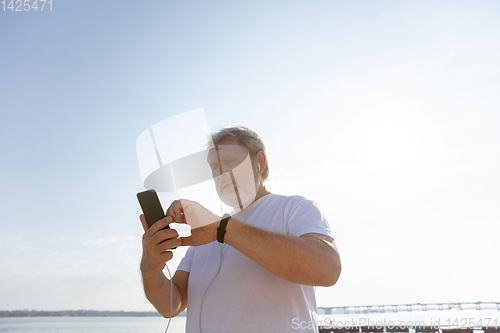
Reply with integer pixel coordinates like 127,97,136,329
163,263,173,333
199,198,260,333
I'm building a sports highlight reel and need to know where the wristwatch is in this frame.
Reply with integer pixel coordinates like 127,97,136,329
217,214,231,243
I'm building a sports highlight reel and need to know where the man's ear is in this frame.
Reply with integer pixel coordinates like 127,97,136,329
256,150,266,172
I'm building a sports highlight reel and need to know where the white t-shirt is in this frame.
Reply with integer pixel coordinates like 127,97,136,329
177,194,333,333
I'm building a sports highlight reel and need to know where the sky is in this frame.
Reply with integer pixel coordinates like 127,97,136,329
0,0,499,311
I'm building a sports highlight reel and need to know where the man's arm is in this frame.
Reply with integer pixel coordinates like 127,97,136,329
141,269,189,317
168,199,341,287
140,215,188,317
224,220,341,286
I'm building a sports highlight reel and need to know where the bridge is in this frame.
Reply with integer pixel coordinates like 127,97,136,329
318,302,500,315
318,327,500,333
317,302,500,333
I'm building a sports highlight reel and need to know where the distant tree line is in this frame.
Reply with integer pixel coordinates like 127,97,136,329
0,310,169,317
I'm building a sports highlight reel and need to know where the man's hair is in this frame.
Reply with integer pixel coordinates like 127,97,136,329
210,126,270,181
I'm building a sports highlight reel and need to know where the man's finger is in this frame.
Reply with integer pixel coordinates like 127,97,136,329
152,228,179,245
165,200,179,220
166,200,186,223
143,216,174,239
172,201,185,222
139,214,149,232
179,236,194,247
157,237,183,252
160,251,174,263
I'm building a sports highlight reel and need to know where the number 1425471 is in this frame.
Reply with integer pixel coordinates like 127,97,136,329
2,0,52,11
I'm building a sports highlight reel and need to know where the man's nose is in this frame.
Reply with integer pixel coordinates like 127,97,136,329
215,168,233,181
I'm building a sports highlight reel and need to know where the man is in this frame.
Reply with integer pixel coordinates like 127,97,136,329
139,126,341,332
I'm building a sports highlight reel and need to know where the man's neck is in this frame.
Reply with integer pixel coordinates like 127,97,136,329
254,185,270,202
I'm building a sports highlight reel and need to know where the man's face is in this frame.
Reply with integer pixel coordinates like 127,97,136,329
207,141,258,209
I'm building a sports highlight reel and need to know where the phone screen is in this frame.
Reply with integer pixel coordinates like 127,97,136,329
137,189,170,229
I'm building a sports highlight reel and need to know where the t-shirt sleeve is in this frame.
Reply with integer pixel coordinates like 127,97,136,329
176,246,195,273
286,197,333,238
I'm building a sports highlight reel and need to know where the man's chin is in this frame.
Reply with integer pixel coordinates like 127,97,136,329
216,188,257,209
225,199,256,210
219,197,239,208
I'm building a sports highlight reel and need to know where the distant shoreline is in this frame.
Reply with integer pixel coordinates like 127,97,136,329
0,310,187,317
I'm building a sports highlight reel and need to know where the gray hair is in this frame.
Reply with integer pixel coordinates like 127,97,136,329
210,126,270,181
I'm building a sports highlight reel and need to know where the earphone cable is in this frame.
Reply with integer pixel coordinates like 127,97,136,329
163,263,173,333
199,198,261,333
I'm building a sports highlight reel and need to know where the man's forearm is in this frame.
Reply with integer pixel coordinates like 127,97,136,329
224,218,341,286
141,271,183,317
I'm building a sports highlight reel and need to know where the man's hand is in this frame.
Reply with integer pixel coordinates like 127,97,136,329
140,214,182,277
166,199,221,247
139,214,188,318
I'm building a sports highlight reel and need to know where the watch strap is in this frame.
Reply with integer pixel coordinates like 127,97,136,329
217,214,231,243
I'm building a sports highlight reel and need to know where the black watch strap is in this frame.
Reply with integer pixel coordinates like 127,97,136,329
217,214,231,243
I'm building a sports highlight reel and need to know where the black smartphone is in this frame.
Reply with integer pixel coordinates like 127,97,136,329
137,189,169,229
137,189,176,248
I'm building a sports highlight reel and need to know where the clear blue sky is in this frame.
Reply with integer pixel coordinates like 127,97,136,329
1,0,499,311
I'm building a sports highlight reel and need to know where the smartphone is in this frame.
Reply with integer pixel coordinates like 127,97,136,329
137,189,169,229
137,190,177,248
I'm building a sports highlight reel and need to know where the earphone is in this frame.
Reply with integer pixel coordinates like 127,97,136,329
258,164,261,173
